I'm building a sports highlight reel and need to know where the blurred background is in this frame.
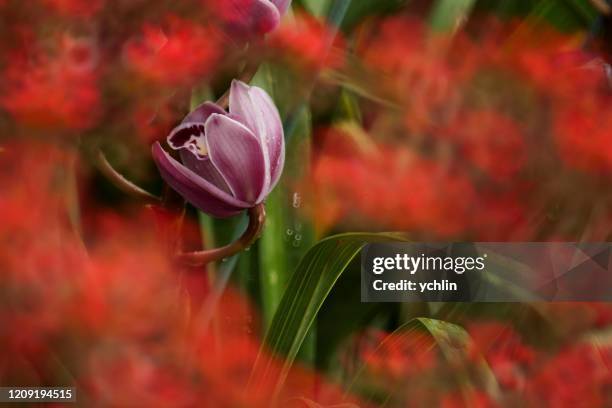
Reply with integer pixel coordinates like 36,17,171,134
1,0,611,406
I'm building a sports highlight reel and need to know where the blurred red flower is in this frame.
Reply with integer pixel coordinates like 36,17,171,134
123,16,221,86
467,322,535,391
554,98,612,175
1,35,101,131
440,390,497,408
268,13,345,72
360,329,436,382
312,128,476,237
445,110,527,182
0,140,361,406
310,16,611,239
41,0,104,17
527,343,612,408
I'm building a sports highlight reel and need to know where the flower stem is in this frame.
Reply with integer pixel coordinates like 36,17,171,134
177,204,266,266
94,148,161,204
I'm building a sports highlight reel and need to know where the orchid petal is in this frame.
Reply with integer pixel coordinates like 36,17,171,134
229,80,264,140
167,122,208,159
205,114,266,204
182,101,226,124
152,142,249,217
180,150,232,195
250,86,284,192
229,80,284,198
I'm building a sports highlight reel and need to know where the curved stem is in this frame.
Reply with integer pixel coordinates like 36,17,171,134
177,203,266,266
95,148,161,204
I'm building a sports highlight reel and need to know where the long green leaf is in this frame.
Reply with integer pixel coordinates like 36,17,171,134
429,0,477,32
300,0,330,17
258,185,289,327
250,232,407,396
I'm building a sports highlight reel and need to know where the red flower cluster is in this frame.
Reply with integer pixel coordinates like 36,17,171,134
554,96,612,174
441,390,496,408
0,0,300,144
123,16,221,86
268,13,345,72
1,35,100,131
467,322,535,391
473,23,612,176
528,344,612,407
353,321,612,407
311,17,611,239
0,140,361,406
312,127,529,238
361,329,436,382
41,0,104,17
444,110,527,182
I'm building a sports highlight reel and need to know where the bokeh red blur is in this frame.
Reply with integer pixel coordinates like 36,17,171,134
0,140,362,406
1,0,611,406
311,17,612,241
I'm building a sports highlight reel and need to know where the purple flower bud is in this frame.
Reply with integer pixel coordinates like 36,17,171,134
218,0,292,38
152,80,285,218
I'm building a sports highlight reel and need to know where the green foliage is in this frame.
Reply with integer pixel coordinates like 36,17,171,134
252,233,407,395
341,0,408,32
476,0,598,31
315,256,390,369
299,0,330,17
429,0,477,32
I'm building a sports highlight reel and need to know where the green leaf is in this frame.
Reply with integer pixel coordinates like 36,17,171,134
341,0,407,32
252,232,541,398
338,89,363,123
258,186,289,328
429,0,477,32
528,0,597,31
315,257,390,369
326,0,353,28
475,0,597,31
300,0,330,17
250,232,407,396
